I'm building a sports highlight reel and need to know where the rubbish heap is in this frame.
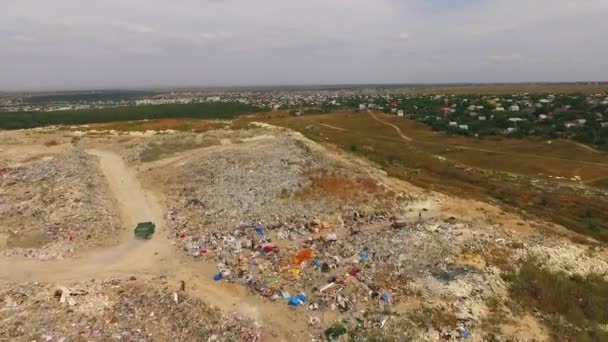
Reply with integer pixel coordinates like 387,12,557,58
0,148,119,259
0,277,262,341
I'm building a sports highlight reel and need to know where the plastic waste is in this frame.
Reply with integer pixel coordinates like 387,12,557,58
348,266,360,277
293,248,314,266
288,293,308,306
255,224,264,237
381,292,391,302
459,326,471,339
213,273,222,281
359,251,369,261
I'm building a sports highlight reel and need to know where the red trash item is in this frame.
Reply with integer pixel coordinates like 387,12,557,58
261,243,279,255
348,267,360,278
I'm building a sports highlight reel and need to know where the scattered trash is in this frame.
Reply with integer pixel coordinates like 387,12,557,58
380,293,391,302
293,248,313,266
254,224,264,237
288,293,308,307
320,282,337,293
54,286,86,306
213,273,222,281
459,326,471,339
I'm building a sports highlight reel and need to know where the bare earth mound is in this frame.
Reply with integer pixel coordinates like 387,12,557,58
0,148,119,259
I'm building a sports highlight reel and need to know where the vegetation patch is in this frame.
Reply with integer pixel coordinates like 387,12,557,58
504,260,608,341
0,102,257,130
489,190,515,204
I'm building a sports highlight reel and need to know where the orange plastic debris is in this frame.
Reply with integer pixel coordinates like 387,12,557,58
293,248,314,266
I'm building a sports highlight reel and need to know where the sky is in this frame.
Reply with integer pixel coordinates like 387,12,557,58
1,0,608,90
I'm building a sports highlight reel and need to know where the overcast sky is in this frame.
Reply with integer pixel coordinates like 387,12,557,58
2,0,608,90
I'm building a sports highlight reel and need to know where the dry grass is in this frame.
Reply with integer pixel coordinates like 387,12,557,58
139,137,220,162
44,139,59,147
308,174,383,199
505,260,608,341
408,305,460,331
84,118,229,133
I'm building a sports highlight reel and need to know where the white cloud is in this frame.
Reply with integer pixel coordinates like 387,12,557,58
0,0,607,89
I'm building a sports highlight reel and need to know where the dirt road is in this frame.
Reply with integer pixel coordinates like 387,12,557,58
368,111,413,141
0,149,309,341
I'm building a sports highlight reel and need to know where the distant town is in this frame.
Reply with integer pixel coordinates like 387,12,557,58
1,86,607,149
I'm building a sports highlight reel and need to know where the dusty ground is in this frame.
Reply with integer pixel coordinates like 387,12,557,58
0,122,607,341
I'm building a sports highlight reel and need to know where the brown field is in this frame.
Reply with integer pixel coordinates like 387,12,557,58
80,118,230,132
241,111,608,241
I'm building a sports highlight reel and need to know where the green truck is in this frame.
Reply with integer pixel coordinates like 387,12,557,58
134,222,156,239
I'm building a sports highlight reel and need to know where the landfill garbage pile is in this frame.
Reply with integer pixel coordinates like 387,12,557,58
162,133,398,243
182,210,525,340
0,277,262,341
0,148,119,259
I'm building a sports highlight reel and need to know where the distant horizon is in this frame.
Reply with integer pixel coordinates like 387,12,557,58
3,81,608,95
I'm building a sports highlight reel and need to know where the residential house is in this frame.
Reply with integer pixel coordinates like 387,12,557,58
449,122,458,127
459,125,469,131
478,116,487,121
397,110,404,117
510,105,520,112
601,122,608,128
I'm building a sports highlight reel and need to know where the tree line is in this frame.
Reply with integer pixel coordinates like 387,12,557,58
0,102,258,130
